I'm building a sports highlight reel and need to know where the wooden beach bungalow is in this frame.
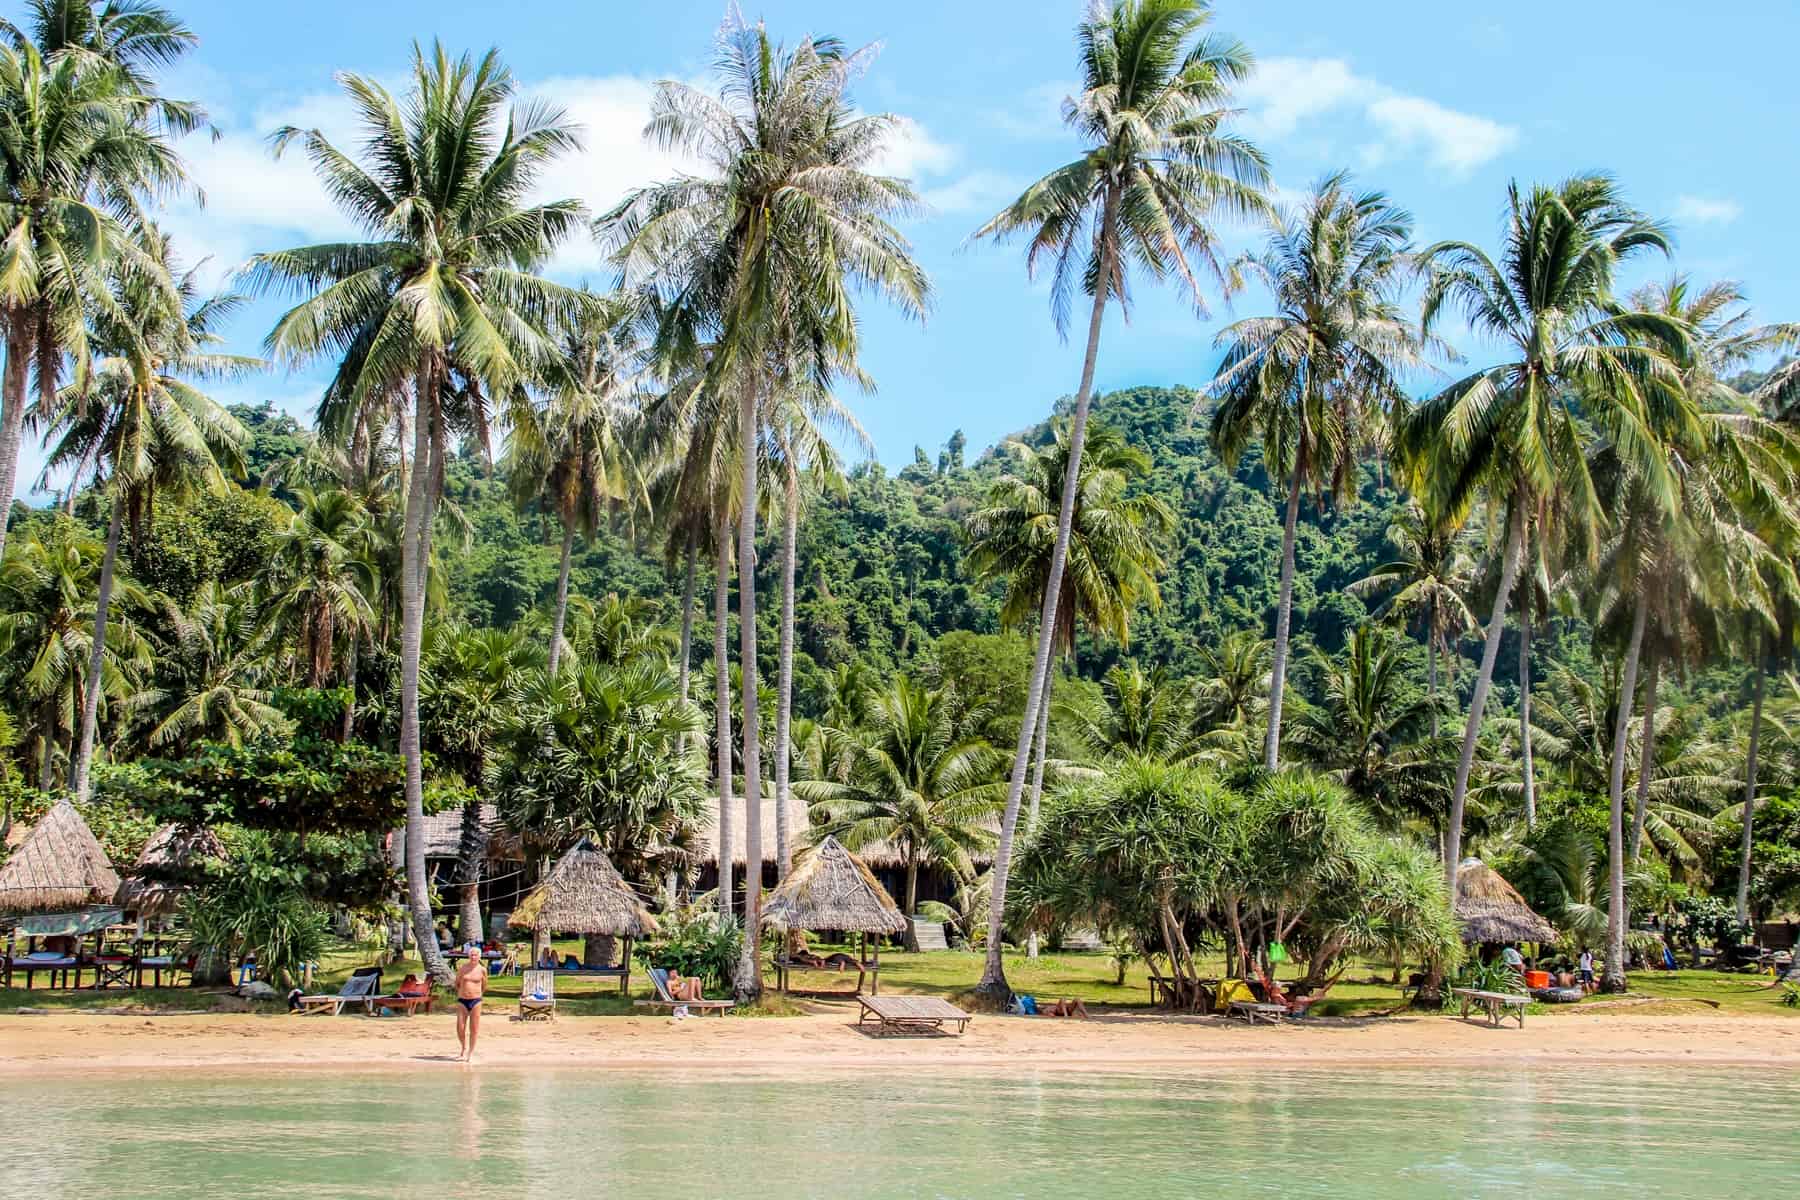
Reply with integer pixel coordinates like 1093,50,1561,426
1455,858,1557,949
507,840,658,994
0,800,126,989
762,836,908,995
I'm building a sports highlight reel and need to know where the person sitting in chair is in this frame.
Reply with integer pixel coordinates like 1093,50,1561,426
398,973,428,998
666,970,705,1002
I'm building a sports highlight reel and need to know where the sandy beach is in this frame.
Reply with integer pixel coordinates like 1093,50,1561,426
2,1005,1795,1077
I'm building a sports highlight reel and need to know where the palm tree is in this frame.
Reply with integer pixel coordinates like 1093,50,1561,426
1193,628,1271,735
0,0,205,135
263,486,374,688
799,677,1004,950
604,18,929,998
507,294,646,677
969,0,1266,999
1078,660,1197,762
0,40,186,565
1209,172,1424,770
1290,625,1450,836
1348,498,1477,741
39,233,251,799
0,520,150,787
420,622,542,941
128,579,287,751
1396,175,1688,925
246,43,589,980
965,418,1175,827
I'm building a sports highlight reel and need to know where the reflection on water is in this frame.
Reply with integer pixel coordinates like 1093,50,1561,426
3,1065,1793,1199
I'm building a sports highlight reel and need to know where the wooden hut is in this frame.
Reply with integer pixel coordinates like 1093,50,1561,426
0,799,121,917
762,836,908,995
115,824,224,919
1455,858,1556,946
507,840,657,994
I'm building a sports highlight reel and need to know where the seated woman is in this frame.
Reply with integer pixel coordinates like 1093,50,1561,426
536,947,558,970
666,970,705,1001
397,973,428,998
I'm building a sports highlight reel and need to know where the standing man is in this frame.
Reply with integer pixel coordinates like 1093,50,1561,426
454,945,487,1063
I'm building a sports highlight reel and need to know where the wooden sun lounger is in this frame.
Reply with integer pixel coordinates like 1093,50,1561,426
633,967,734,1014
1451,987,1529,1028
1227,999,1289,1025
856,994,971,1036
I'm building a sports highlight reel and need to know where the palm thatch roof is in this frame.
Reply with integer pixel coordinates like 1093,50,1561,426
761,836,908,935
692,792,809,868
1456,858,1557,944
419,804,523,861
507,841,658,937
0,800,122,917
115,824,225,917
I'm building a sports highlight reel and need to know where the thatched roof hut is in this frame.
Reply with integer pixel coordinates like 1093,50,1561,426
762,836,908,935
1455,858,1556,944
0,800,121,917
692,792,809,869
419,803,523,861
115,824,225,918
507,841,658,937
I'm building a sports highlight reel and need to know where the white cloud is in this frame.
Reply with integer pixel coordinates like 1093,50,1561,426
873,116,959,180
1674,194,1742,226
1238,56,1517,175
921,170,1021,216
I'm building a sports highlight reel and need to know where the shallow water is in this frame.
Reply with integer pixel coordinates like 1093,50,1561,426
4,1065,1792,1199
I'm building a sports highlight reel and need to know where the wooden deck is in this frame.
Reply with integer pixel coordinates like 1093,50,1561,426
856,994,971,1036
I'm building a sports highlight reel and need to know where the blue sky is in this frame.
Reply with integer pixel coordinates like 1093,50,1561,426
36,0,1795,487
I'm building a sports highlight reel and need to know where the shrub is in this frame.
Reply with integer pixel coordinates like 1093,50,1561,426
636,904,743,990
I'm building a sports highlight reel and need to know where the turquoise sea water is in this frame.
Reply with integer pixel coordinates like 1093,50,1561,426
3,1066,1791,1199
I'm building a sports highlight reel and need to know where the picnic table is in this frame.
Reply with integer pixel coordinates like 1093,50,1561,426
856,994,971,1037
1451,987,1529,1028
1227,999,1288,1025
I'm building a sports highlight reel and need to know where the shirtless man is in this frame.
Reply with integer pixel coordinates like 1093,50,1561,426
453,946,487,1063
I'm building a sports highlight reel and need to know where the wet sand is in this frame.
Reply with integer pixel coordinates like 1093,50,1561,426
2,1003,1796,1077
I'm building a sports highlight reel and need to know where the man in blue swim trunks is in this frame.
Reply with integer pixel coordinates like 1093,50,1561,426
453,946,487,1063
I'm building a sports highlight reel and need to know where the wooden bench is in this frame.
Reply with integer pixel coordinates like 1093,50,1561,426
545,965,631,995
856,994,971,1036
1227,1000,1288,1025
1451,987,1529,1028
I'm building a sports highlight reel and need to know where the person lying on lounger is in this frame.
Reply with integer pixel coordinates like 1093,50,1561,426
666,970,705,1001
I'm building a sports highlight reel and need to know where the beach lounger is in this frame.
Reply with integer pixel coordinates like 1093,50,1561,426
295,967,382,1015
1450,987,1529,1028
518,970,555,1021
633,967,734,1015
856,994,971,1036
1227,999,1288,1025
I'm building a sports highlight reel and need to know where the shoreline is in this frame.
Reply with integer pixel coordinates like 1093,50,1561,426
3,1008,1797,1079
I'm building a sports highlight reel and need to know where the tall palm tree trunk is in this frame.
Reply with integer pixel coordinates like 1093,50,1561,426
547,518,575,677
1520,597,1536,830
903,850,921,953
1024,667,1054,960
979,185,1118,1000
1445,504,1525,891
71,498,123,801
1630,647,1660,861
773,452,798,880
677,532,698,716
455,794,486,943
1737,636,1768,925
0,325,29,566
711,497,735,920
1264,465,1303,770
1426,614,1440,741
1603,600,1648,993
340,636,359,742
736,378,764,1001
400,371,447,983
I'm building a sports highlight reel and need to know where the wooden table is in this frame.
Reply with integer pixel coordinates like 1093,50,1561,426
1227,1000,1288,1025
856,994,971,1036
1451,987,1529,1028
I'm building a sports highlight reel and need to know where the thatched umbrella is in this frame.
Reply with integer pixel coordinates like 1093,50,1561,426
762,836,907,994
115,824,225,919
508,840,657,988
0,799,121,918
1455,858,1556,945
